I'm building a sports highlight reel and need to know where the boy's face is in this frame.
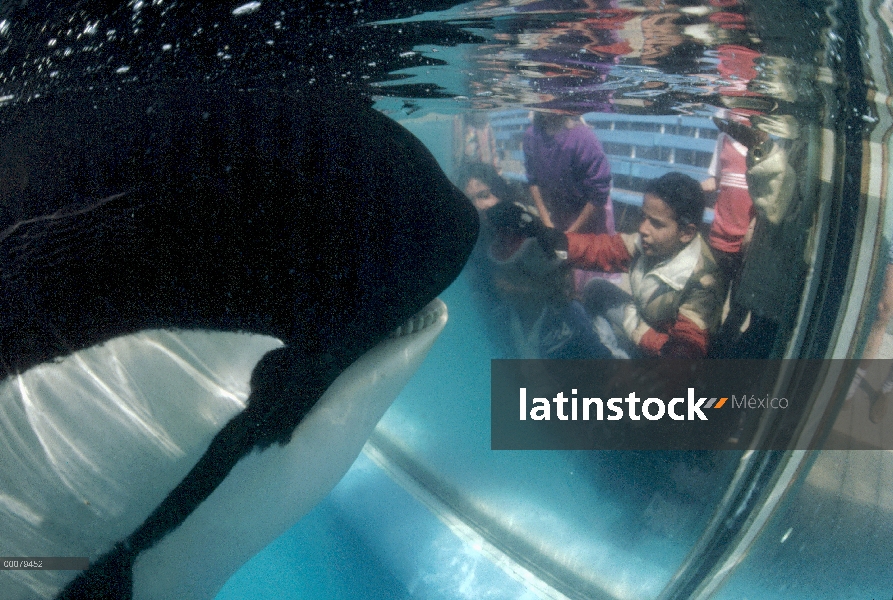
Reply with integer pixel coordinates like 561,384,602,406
638,193,696,259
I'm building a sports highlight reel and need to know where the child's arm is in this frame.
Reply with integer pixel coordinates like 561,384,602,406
626,313,711,358
565,232,637,273
623,271,723,358
529,185,554,228
485,201,636,272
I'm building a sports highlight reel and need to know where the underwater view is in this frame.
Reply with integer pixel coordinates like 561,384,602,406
0,0,892,599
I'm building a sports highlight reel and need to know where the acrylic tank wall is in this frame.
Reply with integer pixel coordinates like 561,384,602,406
223,1,893,598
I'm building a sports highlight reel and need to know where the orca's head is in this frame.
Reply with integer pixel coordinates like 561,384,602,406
244,86,480,360
0,83,479,373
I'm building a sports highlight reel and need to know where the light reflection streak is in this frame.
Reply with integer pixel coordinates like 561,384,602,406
2,330,281,518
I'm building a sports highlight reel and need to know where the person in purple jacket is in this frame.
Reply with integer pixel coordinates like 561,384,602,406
523,111,614,235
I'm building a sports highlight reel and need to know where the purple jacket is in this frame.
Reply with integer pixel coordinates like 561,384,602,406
523,122,613,232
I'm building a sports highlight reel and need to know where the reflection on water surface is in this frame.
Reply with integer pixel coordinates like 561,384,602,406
0,1,836,120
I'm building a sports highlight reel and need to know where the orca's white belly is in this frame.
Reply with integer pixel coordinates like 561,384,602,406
0,300,447,600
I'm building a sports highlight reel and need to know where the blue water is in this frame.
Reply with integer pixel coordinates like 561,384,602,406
216,272,744,599
215,485,408,600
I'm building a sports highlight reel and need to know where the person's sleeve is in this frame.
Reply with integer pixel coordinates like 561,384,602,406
651,316,711,357
565,232,636,272
622,312,710,358
578,133,612,206
622,269,723,358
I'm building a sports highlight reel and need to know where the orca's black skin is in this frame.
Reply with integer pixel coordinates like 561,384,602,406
0,82,478,598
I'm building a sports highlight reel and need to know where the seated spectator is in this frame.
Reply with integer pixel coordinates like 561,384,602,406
455,162,612,360
488,172,724,358
455,161,525,212
712,115,804,359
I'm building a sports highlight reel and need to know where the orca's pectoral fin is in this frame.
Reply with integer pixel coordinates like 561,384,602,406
129,346,344,545
247,345,349,448
54,345,352,600
56,542,134,600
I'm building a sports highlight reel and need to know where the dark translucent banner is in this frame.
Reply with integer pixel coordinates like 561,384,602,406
491,359,893,450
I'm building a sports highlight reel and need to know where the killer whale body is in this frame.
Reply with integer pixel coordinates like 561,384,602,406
0,82,477,598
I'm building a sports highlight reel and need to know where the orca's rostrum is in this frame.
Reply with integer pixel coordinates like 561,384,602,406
0,82,478,599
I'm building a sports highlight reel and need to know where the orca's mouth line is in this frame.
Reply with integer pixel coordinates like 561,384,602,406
388,298,446,339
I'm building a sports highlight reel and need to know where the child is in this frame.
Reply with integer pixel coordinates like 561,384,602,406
488,172,724,358
456,161,612,360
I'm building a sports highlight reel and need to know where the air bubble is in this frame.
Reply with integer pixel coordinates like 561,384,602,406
232,2,262,16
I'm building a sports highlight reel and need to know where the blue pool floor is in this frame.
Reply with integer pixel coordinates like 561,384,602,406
215,450,540,600
214,271,893,600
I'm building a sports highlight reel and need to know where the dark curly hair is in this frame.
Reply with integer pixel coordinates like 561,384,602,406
643,172,705,228
454,162,517,205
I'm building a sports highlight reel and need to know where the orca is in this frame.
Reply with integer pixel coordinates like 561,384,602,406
0,82,478,599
